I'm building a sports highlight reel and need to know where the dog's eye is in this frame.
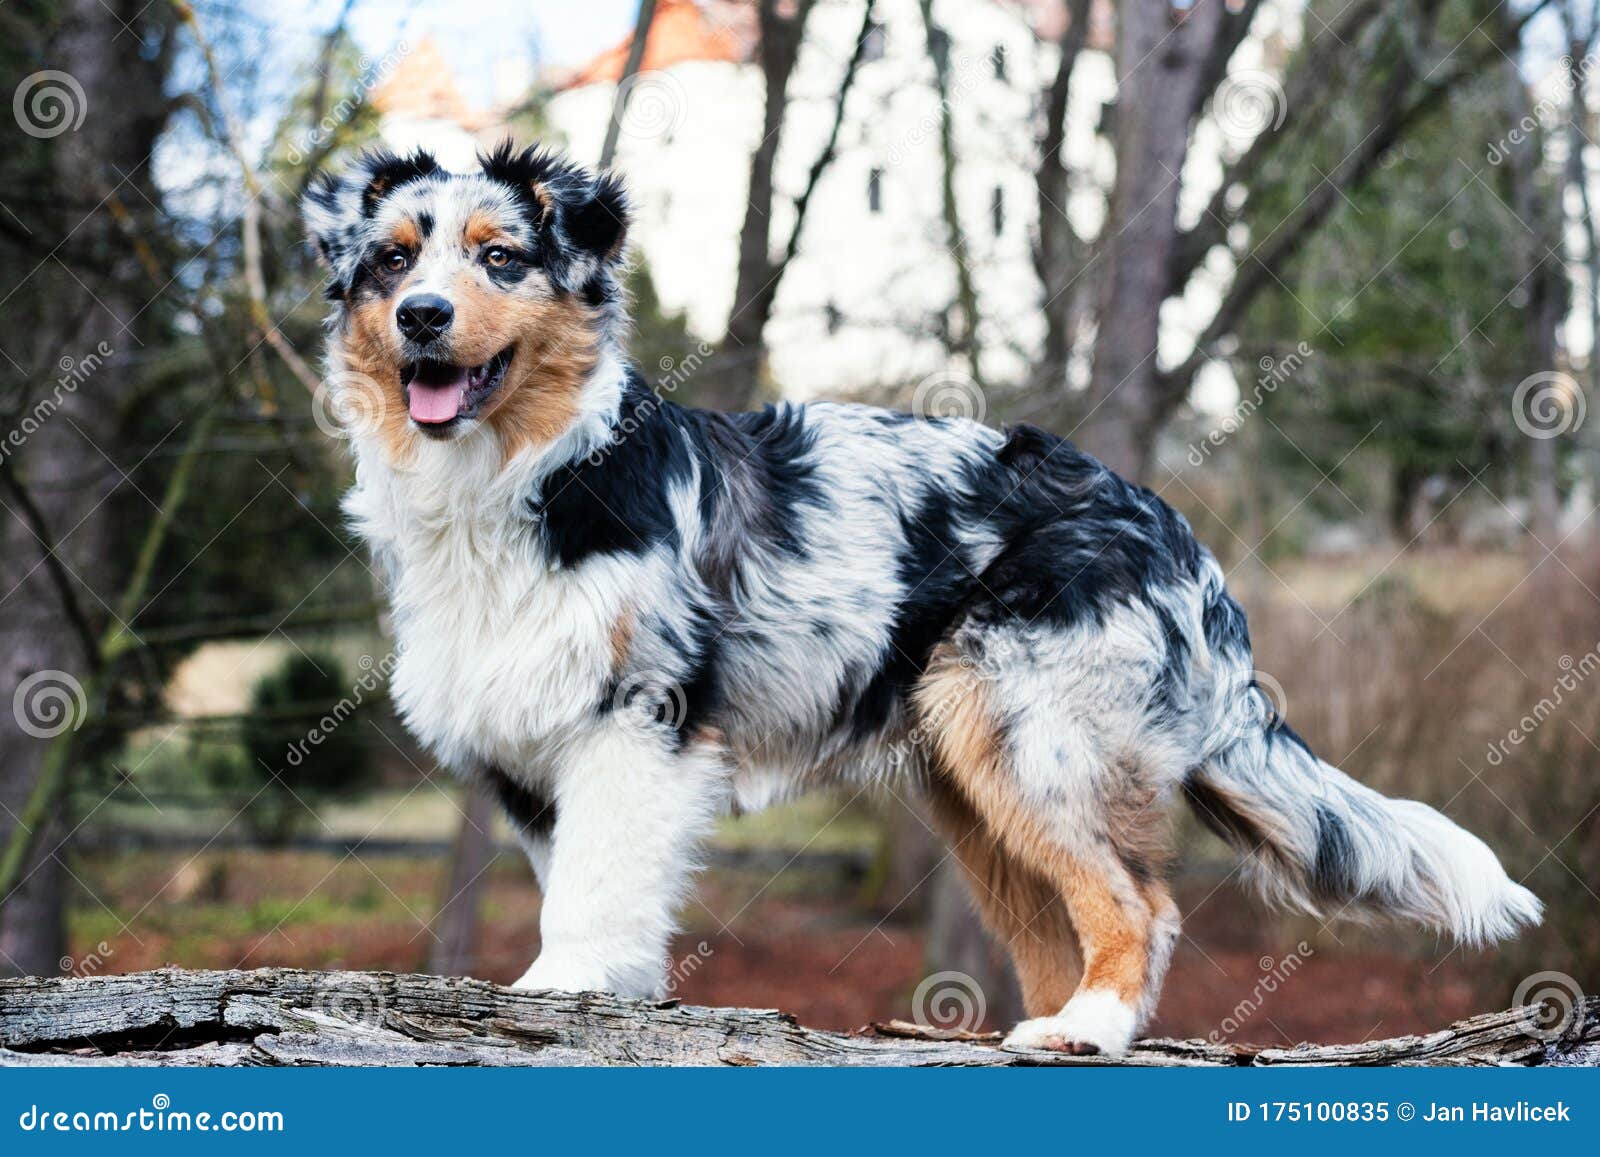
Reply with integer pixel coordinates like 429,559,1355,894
484,246,513,269
382,249,409,273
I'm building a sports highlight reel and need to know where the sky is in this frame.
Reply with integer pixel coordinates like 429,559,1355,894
273,0,640,106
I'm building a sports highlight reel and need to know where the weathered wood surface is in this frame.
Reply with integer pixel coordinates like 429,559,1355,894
0,968,1594,1067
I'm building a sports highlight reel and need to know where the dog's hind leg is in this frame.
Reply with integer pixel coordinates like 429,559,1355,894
923,778,1081,1016
915,643,1180,1057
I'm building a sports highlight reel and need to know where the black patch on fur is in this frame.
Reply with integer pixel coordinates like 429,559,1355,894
844,488,976,738
479,140,630,285
416,210,434,240
963,427,1206,633
720,404,826,558
1182,774,1266,850
1272,719,1317,758
533,383,691,566
1202,587,1251,655
481,766,554,839
1310,802,1358,900
358,150,441,218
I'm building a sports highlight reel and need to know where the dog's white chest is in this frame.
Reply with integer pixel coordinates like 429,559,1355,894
353,459,629,773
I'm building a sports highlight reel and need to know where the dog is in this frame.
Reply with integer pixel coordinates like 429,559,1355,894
303,143,1541,1056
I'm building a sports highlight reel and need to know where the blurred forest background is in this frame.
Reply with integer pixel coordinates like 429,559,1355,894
1,0,1596,1046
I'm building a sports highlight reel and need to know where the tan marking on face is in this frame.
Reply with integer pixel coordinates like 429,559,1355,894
914,648,1160,1010
390,218,421,250
338,296,417,466
446,271,600,462
689,725,726,750
530,182,552,223
463,212,503,249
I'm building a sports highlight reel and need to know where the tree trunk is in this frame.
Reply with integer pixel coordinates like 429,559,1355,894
925,862,1025,1031
0,0,174,977
1078,0,1229,481
702,0,817,411
1031,0,1094,399
920,0,985,386
2,968,1593,1066
426,784,499,977
1500,53,1568,543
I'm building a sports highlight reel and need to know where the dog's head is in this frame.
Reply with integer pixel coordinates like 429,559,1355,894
304,142,629,459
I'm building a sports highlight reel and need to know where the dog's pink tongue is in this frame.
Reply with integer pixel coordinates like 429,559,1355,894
408,371,468,423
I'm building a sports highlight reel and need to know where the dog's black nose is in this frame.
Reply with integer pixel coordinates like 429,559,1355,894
396,294,454,343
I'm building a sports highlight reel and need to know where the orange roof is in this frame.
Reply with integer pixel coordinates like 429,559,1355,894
372,37,482,128
563,0,755,88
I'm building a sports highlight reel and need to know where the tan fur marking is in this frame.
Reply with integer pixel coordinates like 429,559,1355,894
530,182,552,222
339,296,417,466
331,250,599,466
463,212,504,248
610,609,635,672
914,650,1157,1010
390,219,421,250
455,276,599,463
924,779,1081,1016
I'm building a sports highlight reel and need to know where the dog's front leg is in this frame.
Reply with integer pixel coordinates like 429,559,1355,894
512,726,726,999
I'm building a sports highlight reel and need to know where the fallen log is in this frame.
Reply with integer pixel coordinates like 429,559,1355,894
0,968,1594,1067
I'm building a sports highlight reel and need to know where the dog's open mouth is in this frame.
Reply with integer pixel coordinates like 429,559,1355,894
400,347,514,427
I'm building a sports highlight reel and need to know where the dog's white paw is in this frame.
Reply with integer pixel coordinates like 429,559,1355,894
1001,991,1138,1057
510,956,609,994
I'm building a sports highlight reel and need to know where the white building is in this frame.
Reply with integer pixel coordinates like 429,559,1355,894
545,0,1119,399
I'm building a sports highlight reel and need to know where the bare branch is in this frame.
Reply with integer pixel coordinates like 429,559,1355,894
599,0,660,170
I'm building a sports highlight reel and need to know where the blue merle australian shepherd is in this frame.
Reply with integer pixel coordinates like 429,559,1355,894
304,144,1539,1056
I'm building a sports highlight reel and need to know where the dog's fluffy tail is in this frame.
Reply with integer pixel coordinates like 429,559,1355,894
1184,599,1541,945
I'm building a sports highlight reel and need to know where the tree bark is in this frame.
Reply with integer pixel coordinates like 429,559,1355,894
1499,34,1569,544
1,968,1594,1066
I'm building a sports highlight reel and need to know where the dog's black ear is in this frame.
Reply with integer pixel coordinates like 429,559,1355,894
302,149,441,288
566,170,629,264
481,141,629,269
